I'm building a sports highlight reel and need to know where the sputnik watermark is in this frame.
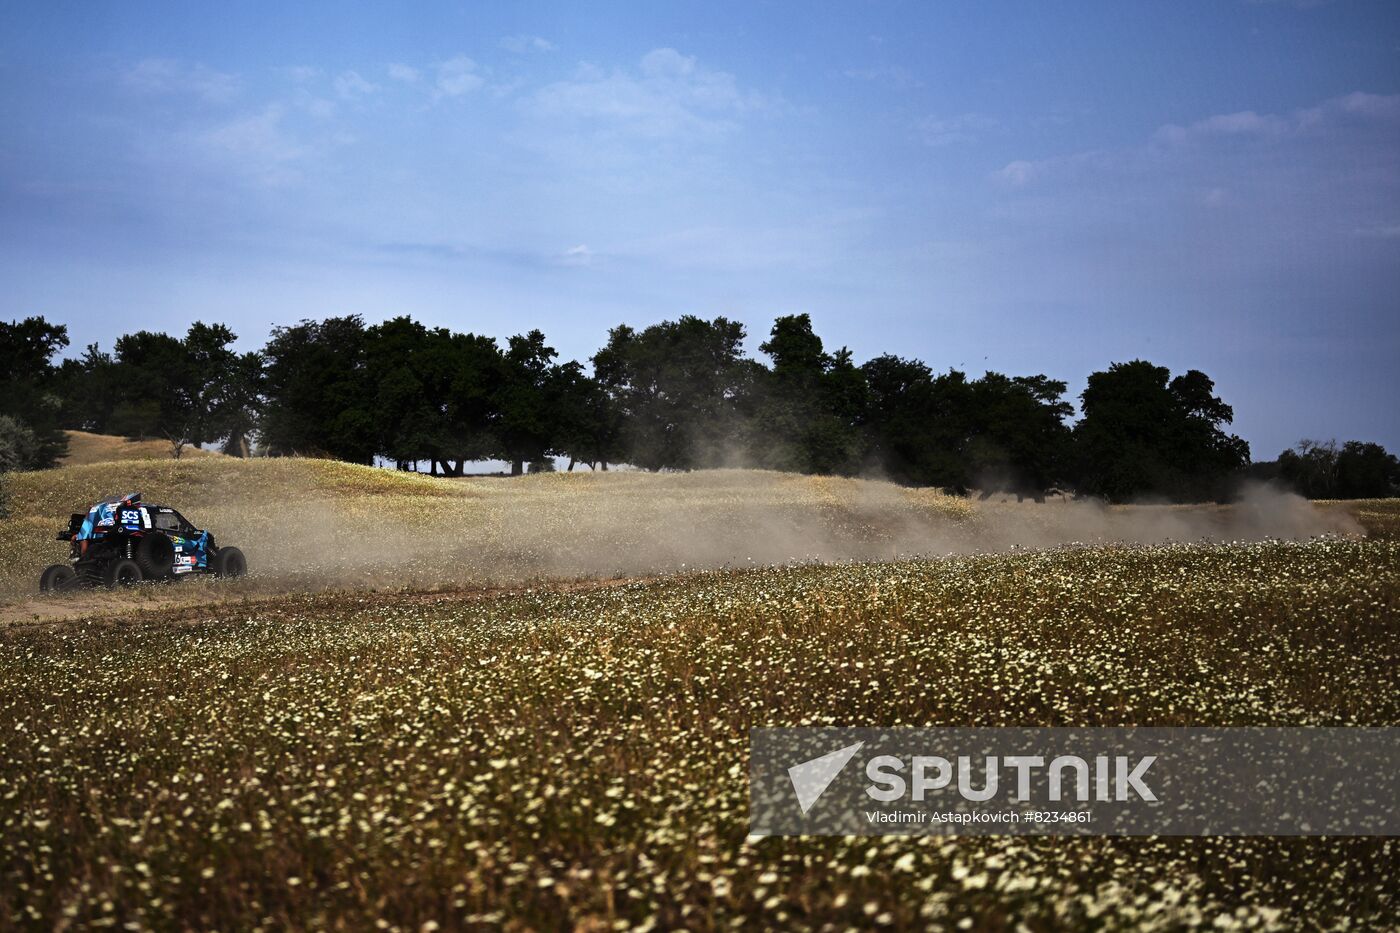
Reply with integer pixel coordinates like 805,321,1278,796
863,753,1156,803
751,727,1398,836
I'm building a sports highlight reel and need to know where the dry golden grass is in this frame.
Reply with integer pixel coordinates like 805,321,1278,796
59,431,226,467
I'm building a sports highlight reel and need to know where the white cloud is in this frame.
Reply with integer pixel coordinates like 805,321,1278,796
531,48,765,138
996,91,1400,187
435,56,485,98
1154,110,1289,145
125,59,240,103
195,105,309,185
560,244,593,266
994,160,1037,187
919,112,1000,147
500,34,557,54
1244,0,1340,8
1353,223,1400,239
333,70,378,99
281,66,320,83
843,65,922,90
387,63,421,83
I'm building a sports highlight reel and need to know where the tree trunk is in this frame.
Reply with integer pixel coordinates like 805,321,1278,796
511,459,523,476
567,457,576,472
601,461,609,472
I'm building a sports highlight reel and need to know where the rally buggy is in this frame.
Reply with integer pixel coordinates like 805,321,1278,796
39,492,247,592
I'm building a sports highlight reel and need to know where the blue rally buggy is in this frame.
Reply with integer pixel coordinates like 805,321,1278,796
39,492,247,592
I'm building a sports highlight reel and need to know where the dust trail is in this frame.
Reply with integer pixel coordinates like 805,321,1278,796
1,464,1364,609
194,473,1362,591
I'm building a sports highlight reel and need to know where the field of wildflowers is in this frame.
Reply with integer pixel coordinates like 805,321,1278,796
2,521,1396,928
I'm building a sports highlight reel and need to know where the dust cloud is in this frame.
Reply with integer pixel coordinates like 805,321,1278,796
205,472,1363,593
4,467,1363,612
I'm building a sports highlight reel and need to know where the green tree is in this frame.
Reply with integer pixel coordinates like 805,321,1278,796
0,316,70,468
108,323,253,457
552,362,622,471
593,315,754,470
261,317,377,463
366,317,452,471
219,350,264,457
1073,360,1249,501
55,344,121,434
754,314,867,474
966,373,1073,497
495,330,560,476
363,319,505,474
1275,439,1340,498
1276,439,1400,499
1336,441,1400,498
0,416,38,518
860,357,978,489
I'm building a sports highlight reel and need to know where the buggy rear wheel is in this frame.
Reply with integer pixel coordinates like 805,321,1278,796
103,559,143,587
39,564,76,593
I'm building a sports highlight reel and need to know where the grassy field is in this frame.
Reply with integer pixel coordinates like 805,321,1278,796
0,459,1395,928
59,431,227,467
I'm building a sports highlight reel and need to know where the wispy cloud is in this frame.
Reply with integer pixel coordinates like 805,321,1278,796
842,64,922,90
531,48,767,139
386,63,421,84
1244,0,1341,8
1153,109,1290,145
995,91,1400,187
994,159,1038,187
434,56,485,99
280,66,320,83
333,70,378,100
919,112,1001,147
124,59,240,103
500,34,557,54
193,105,311,186
1353,223,1400,239
559,244,593,266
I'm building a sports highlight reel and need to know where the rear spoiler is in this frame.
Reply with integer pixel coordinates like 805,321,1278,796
57,513,84,541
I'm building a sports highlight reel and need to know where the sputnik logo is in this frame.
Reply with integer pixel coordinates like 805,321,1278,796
788,741,865,814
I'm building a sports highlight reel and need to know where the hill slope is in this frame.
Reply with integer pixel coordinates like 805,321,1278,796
0,459,971,601
60,430,227,466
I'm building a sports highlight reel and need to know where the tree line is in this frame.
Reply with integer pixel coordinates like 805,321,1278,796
3,313,1396,502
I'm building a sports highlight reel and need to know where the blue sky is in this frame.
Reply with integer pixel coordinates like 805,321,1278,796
2,0,1398,455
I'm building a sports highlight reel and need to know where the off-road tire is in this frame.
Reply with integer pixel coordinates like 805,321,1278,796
103,559,143,587
213,547,247,578
136,534,176,579
39,564,76,593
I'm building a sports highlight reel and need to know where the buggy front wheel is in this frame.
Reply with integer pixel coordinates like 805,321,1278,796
213,547,247,578
39,564,77,593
